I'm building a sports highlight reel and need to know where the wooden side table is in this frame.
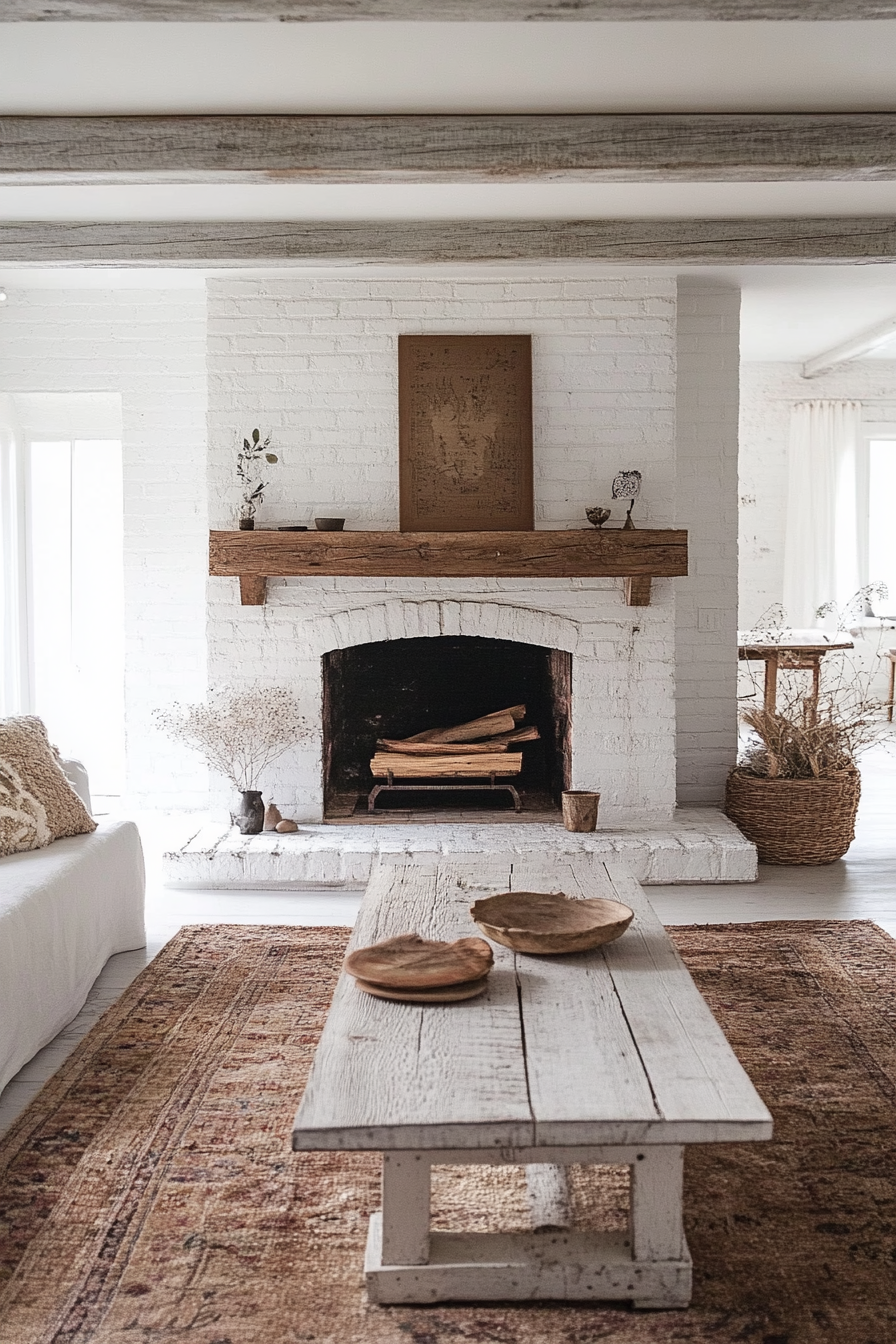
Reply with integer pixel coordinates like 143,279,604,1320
885,650,896,723
738,634,853,722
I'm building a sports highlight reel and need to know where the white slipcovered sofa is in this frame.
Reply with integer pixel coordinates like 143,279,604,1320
0,761,145,1094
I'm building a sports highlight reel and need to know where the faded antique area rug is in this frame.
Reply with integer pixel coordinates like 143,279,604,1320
1,920,895,1344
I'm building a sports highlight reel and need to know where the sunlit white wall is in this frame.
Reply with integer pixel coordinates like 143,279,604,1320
0,295,209,811
29,439,124,794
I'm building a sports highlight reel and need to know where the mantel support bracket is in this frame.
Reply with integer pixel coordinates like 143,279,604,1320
239,575,267,605
624,576,652,607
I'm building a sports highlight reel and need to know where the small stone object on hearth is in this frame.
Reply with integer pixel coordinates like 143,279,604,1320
275,819,299,833
263,802,282,831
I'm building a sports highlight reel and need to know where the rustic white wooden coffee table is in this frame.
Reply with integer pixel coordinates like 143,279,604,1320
292,856,772,1308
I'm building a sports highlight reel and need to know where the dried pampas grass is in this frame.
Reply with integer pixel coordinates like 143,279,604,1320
739,701,873,780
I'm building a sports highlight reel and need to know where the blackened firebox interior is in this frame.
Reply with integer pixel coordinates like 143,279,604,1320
322,635,571,817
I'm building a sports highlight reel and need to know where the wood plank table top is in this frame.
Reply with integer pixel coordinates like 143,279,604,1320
737,629,854,717
292,856,772,1154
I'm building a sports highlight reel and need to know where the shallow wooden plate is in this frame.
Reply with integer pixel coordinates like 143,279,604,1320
353,974,490,1003
469,891,634,955
344,933,494,989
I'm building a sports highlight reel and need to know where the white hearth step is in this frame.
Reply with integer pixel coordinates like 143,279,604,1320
163,809,756,888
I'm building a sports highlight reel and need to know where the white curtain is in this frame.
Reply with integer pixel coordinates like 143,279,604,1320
782,399,862,627
0,394,30,717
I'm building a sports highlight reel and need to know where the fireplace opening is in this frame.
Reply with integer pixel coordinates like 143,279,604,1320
322,635,571,819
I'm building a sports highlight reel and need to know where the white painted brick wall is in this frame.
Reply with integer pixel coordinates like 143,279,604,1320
207,273,676,533
0,286,209,807
675,279,740,806
206,270,679,824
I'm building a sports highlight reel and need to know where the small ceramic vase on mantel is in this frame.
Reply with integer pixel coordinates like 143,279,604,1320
234,790,265,835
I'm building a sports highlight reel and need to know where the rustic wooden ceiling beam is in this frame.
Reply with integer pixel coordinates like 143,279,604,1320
3,218,896,265
5,115,896,183
5,0,896,19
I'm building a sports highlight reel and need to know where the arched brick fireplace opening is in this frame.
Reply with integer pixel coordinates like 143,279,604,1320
322,635,572,818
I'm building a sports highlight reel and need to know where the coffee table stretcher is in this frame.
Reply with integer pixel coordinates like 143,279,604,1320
292,857,772,1308
366,1142,689,1307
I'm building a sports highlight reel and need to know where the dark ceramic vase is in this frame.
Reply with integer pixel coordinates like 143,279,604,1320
238,517,255,531
234,789,264,835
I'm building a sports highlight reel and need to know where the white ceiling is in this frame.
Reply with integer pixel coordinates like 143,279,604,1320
7,182,896,222
733,269,896,363
3,21,896,115
4,20,896,365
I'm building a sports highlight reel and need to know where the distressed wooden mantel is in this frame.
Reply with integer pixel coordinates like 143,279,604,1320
209,528,688,607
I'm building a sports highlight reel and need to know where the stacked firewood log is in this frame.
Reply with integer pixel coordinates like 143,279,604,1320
370,704,539,778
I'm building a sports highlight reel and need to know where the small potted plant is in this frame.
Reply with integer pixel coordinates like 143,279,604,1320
236,428,278,530
154,687,308,834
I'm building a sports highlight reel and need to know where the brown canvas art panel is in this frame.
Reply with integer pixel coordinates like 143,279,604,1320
399,334,533,531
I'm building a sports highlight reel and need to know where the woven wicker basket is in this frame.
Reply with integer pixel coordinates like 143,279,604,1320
724,768,861,865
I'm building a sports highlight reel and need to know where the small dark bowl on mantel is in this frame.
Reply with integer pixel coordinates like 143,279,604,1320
585,507,611,529
315,517,346,531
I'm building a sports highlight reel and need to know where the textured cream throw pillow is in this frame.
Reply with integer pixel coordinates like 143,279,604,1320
0,716,97,857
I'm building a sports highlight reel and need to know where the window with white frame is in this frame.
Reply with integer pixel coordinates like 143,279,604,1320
860,425,896,618
0,394,124,796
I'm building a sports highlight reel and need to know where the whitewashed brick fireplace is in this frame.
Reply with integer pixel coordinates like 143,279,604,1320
166,268,753,884
207,269,677,819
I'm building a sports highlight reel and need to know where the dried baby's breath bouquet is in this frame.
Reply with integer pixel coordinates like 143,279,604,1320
154,686,308,791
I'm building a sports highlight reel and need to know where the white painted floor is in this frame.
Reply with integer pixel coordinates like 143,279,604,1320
2,745,894,1138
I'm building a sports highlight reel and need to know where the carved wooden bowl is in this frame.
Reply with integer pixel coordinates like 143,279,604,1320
469,891,634,955
351,974,491,1003
344,933,494,991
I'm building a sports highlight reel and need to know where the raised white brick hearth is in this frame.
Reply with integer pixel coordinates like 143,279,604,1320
163,811,756,888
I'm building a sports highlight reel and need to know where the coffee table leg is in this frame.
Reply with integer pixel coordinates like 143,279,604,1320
381,1152,431,1266
367,1146,693,1306
630,1146,690,1308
